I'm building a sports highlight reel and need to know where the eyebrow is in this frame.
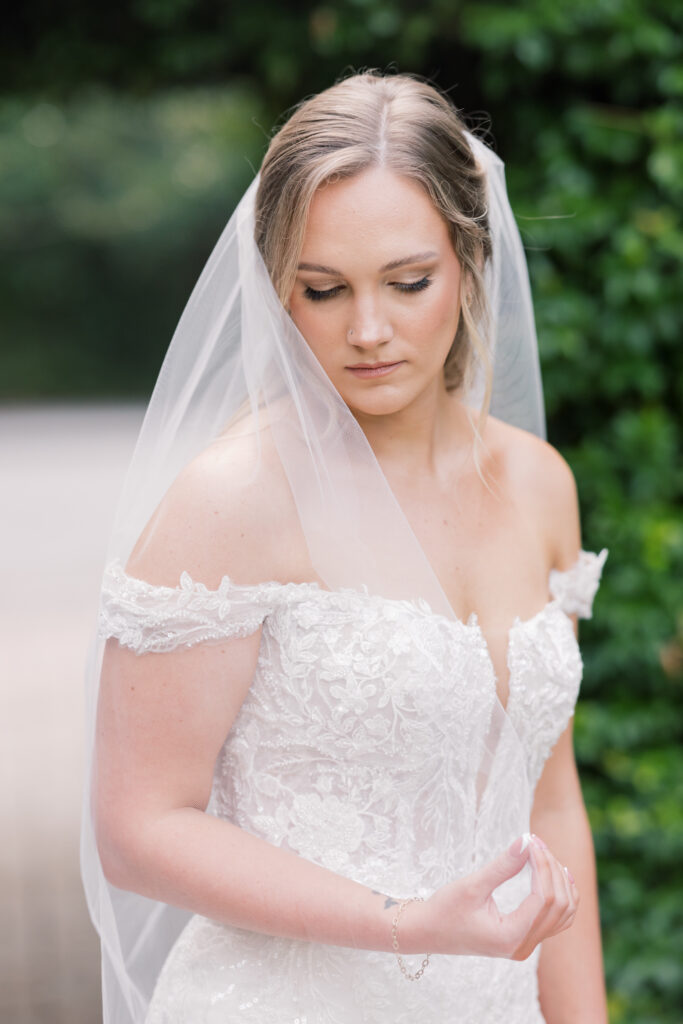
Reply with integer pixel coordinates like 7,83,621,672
297,251,438,276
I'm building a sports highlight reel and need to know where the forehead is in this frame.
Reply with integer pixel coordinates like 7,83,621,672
300,166,451,266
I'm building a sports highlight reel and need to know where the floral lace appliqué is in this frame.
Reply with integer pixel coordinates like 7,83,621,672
549,547,608,619
98,559,274,654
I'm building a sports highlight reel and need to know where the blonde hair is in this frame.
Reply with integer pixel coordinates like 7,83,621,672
255,71,494,440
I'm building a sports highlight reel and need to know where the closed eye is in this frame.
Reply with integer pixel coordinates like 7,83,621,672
303,284,345,302
303,276,433,302
394,276,432,293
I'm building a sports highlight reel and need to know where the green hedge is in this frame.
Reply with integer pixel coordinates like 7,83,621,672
0,86,266,396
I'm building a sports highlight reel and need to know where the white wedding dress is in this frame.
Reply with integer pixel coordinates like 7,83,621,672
99,547,607,1024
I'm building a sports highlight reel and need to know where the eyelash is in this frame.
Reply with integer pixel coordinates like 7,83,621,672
303,276,433,302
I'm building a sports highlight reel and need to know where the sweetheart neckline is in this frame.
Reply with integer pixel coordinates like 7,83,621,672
266,580,575,714
106,555,579,716
230,575,577,718
248,573,569,636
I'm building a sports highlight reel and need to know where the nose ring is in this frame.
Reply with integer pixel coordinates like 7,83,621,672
347,328,354,338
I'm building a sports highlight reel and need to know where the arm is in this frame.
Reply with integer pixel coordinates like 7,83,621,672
95,630,401,952
532,719,608,1023
532,445,608,1022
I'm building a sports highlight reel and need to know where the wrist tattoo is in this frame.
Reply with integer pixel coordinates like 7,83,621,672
372,889,399,910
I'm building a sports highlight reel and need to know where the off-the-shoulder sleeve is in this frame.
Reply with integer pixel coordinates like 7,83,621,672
98,560,275,654
549,548,608,619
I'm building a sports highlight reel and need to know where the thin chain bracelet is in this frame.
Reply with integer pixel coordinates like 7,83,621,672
391,896,432,981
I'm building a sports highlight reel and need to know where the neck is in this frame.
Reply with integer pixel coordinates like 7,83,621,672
352,377,475,479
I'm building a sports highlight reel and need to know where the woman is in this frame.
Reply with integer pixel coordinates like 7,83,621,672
83,72,609,1022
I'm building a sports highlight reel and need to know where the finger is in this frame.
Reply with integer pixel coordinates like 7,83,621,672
545,848,582,938
497,840,556,957
528,847,575,943
569,866,580,910
514,841,559,951
528,838,554,912
564,863,579,903
468,833,532,899
556,864,578,931
544,850,571,933
497,887,545,955
507,843,579,959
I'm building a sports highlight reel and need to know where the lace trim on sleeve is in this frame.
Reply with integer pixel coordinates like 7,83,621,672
98,560,273,654
549,547,608,619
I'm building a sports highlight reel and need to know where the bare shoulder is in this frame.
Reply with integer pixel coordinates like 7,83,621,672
482,413,582,568
126,424,306,588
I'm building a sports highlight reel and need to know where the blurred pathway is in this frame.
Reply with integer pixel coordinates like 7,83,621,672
1,405,144,1024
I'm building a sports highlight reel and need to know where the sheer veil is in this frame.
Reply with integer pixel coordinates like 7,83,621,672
81,124,546,1023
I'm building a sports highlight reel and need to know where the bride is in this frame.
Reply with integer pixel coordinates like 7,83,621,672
84,71,609,1022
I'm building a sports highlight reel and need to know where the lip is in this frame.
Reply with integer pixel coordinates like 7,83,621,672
345,361,404,379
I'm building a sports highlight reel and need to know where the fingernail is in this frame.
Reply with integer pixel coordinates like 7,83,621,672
532,835,547,850
564,865,576,885
509,833,531,856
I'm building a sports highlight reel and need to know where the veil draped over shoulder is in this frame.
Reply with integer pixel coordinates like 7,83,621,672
80,128,546,1023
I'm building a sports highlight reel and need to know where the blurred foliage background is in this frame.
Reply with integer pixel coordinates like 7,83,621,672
2,1,681,1020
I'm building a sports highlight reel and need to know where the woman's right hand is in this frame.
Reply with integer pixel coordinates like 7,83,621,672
403,833,578,961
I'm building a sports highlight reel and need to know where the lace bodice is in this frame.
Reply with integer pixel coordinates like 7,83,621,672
100,547,607,858
99,547,607,1024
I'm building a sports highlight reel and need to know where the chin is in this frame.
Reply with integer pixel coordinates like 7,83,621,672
339,384,420,419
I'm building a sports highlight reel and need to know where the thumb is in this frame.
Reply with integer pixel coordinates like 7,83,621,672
470,833,532,897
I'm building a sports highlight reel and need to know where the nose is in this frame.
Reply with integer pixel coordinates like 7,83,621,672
347,296,393,347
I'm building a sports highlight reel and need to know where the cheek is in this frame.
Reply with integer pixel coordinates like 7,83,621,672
409,285,461,352
290,294,339,337
289,298,339,353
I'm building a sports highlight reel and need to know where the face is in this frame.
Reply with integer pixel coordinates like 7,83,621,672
288,166,464,419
